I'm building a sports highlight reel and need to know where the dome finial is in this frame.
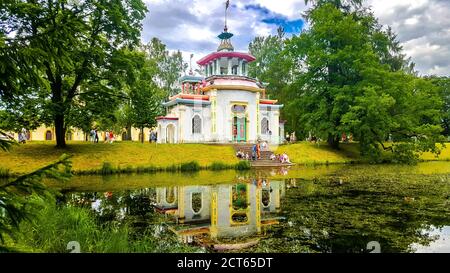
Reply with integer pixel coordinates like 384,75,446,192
217,0,234,51
224,0,230,32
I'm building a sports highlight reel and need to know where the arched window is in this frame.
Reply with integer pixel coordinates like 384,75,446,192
242,61,247,75
261,118,269,135
192,115,202,134
45,130,52,141
232,65,238,75
262,189,271,207
165,187,176,204
191,192,202,214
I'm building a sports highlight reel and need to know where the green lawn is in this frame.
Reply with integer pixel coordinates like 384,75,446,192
1,141,449,176
275,142,450,165
0,141,239,175
274,142,361,164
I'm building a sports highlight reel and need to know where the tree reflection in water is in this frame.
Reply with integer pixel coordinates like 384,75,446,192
61,172,450,253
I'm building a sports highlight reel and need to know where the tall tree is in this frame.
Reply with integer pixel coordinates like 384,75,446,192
305,0,362,10
112,47,164,143
285,3,443,162
427,76,450,137
0,0,147,148
144,38,187,97
248,27,291,100
286,4,376,148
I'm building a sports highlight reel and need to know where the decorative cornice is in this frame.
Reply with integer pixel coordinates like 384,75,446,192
259,99,278,105
205,75,258,83
155,116,179,121
259,104,284,109
163,98,212,107
197,52,256,66
169,94,210,101
202,85,264,93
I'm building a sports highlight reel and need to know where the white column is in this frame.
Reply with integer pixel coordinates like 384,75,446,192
214,59,218,75
227,57,232,75
238,59,243,76
217,59,220,75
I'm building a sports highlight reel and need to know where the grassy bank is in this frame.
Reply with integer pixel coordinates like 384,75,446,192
1,141,449,177
3,196,201,253
0,141,242,176
274,142,450,165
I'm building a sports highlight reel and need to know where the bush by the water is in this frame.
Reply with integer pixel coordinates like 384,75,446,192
0,167,10,178
100,162,114,175
180,161,200,172
209,162,231,171
13,196,201,253
235,160,251,170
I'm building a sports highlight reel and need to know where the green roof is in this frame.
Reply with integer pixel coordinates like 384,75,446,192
179,75,204,83
218,32,234,40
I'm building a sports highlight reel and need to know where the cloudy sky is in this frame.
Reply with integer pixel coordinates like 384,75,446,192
142,0,450,76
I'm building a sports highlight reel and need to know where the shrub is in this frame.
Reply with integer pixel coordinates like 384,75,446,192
100,162,115,175
165,165,177,172
235,160,251,170
17,197,201,253
0,167,11,178
180,161,200,172
209,162,230,171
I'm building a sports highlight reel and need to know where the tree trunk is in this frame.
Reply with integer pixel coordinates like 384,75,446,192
127,126,132,141
55,113,66,148
327,133,340,150
140,127,144,143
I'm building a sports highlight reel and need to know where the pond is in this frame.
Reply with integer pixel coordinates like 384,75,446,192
46,161,450,253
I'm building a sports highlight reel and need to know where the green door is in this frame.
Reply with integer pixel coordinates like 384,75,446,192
236,117,246,142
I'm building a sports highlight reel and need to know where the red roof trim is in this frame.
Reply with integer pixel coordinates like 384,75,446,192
259,99,278,105
197,52,256,66
156,116,179,121
169,94,210,101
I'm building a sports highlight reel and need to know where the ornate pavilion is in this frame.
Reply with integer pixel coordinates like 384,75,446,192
156,18,284,144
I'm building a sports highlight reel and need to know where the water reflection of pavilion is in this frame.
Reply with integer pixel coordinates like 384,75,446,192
153,180,285,250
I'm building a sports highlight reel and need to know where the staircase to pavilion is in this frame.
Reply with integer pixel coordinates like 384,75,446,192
232,143,295,167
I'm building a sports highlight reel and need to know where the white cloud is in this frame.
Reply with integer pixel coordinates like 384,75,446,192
366,0,450,76
252,0,307,20
142,0,450,76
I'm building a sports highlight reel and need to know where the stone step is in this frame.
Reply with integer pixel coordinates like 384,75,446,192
251,161,295,167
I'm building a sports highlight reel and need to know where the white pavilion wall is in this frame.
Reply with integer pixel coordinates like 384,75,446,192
175,104,212,143
215,90,259,143
181,186,211,223
259,107,281,144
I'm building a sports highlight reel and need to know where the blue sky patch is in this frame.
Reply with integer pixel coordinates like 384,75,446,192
244,4,303,34
244,4,271,16
262,18,304,34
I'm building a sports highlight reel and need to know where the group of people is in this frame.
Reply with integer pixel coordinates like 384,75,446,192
104,130,115,144
149,130,158,143
270,152,291,164
236,141,268,161
235,141,293,164
236,149,250,160
341,132,353,143
18,128,28,144
285,132,297,143
89,129,115,144
89,129,100,143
